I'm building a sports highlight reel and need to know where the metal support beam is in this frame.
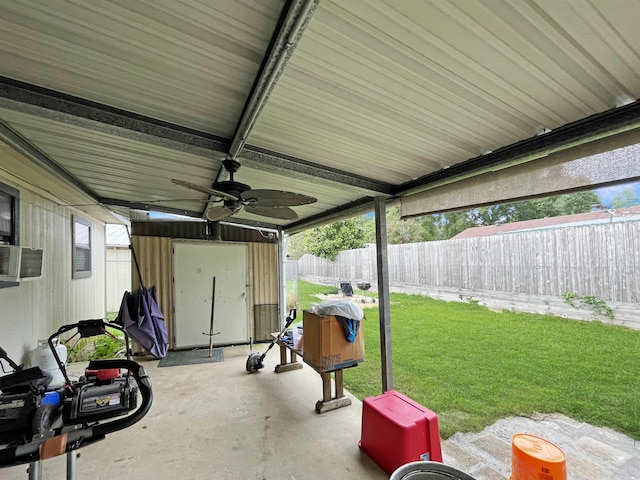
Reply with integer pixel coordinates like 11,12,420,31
277,227,286,329
401,129,640,217
229,0,319,157
101,197,282,230
394,100,640,198
374,196,393,393
242,146,393,195
99,198,203,218
0,76,229,156
285,197,375,234
0,77,391,196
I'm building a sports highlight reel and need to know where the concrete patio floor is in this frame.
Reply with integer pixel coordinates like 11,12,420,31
3,344,639,479
3,345,387,480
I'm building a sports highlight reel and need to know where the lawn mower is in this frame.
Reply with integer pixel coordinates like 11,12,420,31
0,319,153,479
246,309,297,373
48,319,140,425
0,346,56,446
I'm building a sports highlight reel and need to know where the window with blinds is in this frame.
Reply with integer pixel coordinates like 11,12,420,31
73,215,92,279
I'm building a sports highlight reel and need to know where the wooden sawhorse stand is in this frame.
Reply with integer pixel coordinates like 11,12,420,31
314,367,352,414
272,333,303,373
271,333,353,414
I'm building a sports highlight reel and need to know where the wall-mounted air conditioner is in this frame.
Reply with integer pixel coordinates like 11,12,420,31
0,245,21,282
19,247,44,281
0,245,44,282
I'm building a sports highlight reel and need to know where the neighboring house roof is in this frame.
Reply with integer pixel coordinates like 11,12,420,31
452,206,640,239
106,224,130,247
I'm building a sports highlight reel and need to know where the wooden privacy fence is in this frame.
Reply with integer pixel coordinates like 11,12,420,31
298,221,640,304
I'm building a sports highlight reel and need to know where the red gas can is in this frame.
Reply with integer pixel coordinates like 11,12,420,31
359,390,443,474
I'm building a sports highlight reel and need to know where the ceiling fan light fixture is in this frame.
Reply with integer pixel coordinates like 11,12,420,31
173,160,317,221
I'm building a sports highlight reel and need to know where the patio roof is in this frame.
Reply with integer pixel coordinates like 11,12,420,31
1,1,640,231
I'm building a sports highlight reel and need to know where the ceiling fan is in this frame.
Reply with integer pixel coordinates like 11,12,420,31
171,159,317,221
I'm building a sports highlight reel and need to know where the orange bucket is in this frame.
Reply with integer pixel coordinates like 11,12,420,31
510,434,566,480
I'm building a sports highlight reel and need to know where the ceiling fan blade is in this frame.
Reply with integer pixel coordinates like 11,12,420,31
241,190,317,207
171,179,239,201
244,205,299,220
204,205,235,221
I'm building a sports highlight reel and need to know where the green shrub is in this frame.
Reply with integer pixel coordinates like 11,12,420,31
66,325,126,362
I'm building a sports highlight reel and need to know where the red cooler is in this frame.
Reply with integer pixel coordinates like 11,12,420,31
359,390,442,474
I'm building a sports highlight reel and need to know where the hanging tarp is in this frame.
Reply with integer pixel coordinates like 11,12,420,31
115,286,168,359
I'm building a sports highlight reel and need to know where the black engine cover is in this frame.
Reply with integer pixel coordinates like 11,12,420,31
0,392,37,444
64,376,138,424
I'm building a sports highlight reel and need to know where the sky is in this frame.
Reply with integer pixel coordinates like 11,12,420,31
594,180,640,207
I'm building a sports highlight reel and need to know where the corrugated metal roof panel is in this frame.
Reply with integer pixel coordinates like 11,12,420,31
0,107,220,211
0,0,284,136
2,0,639,230
0,107,365,226
249,0,640,185
106,224,129,246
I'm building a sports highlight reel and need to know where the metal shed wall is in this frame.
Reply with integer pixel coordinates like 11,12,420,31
130,235,174,348
130,236,278,349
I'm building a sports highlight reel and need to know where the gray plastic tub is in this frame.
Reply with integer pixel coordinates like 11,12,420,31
389,461,478,480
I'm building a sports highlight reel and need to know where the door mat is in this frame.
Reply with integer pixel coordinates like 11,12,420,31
158,349,224,367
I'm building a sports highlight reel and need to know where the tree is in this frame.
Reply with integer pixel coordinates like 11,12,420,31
386,207,429,244
417,214,447,241
439,210,474,238
434,190,603,239
611,189,640,208
555,191,601,215
303,217,368,260
285,232,307,259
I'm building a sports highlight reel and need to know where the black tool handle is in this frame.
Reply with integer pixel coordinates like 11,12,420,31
260,309,297,360
0,345,21,371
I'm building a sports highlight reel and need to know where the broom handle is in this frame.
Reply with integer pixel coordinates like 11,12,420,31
125,225,145,290
209,277,215,357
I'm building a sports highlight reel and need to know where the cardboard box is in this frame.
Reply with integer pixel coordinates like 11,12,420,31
302,311,364,372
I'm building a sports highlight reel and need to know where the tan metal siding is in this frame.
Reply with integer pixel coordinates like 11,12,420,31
130,235,174,348
249,242,279,305
249,242,279,341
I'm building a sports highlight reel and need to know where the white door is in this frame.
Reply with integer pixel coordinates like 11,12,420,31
173,242,249,348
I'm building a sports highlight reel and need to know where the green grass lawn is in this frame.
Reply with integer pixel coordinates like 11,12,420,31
297,280,640,440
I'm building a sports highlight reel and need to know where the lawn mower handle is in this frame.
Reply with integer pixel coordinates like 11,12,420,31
0,359,152,469
0,345,22,371
48,319,131,389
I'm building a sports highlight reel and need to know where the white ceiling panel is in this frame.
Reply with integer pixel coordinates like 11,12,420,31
249,0,640,184
0,0,284,136
0,108,363,226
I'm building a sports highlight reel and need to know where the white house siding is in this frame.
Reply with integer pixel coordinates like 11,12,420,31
0,187,106,366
